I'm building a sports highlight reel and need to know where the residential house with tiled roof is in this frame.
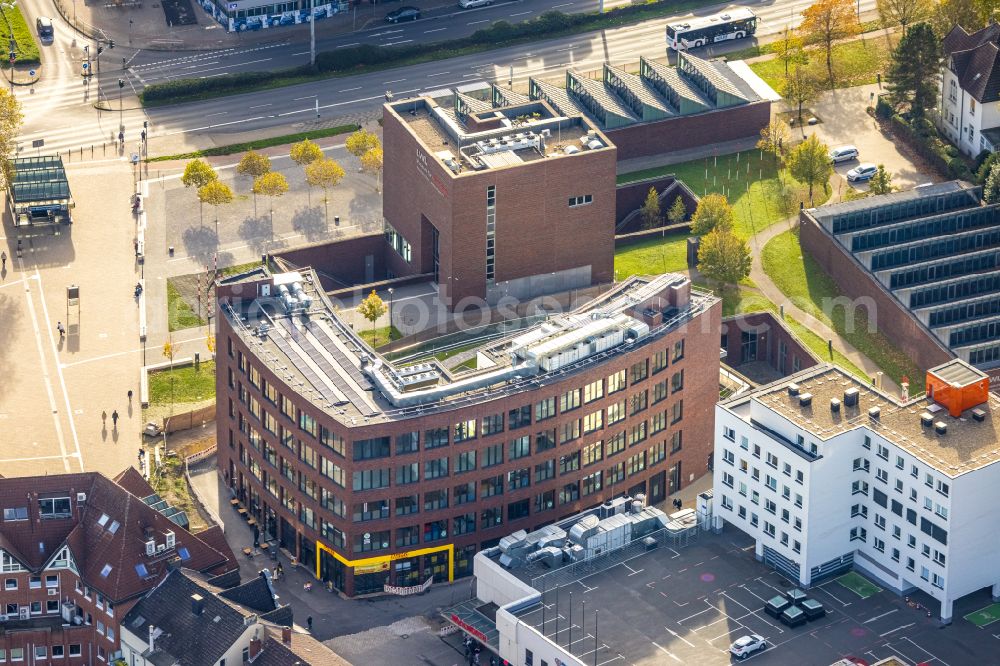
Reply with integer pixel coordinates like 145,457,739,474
119,568,350,666
0,470,237,664
940,22,1000,156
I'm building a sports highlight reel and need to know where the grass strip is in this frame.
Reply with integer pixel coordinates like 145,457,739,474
836,571,881,599
141,0,721,106
149,360,217,404
748,33,891,92
0,4,40,67
964,603,1000,628
167,280,206,332
148,124,359,162
761,229,923,392
358,325,402,349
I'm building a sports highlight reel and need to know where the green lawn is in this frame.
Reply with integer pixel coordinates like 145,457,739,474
964,603,1000,628
0,4,40,67
749,34,891,92
615,231,689,280
167,281,206,332
761,230,924,392
148,124,359,162
619,152,819,238
149,361,216,405
782,317,869,381
358,325,402,348
836,571,882,599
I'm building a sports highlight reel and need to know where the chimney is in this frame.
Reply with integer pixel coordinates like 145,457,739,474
282,626,292,645
249,636,263,661
149,625,156,653
191,593,204,616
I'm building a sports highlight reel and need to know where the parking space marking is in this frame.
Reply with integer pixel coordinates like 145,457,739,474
666,547,680,558
664,626,696,648
622,563,643,576
596,654,625,665
901,636,951,666
677,605,715,624
815,582,852,607
879,622,915,637
651,642,682,662
864,609,898,624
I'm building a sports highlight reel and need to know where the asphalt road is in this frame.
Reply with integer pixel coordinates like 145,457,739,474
16,0,878,154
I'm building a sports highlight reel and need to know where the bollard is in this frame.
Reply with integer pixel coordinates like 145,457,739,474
334,215,340,225
91,145,94,158
103,142,106,156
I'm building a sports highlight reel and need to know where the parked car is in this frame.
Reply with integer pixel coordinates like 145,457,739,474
386,6,420,21
36,16,54,42
847,163,878,182
729,635,766,659
459,0,494,7
829,145,859,163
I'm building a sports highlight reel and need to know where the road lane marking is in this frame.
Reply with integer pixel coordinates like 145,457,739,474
249,103,272,109
293,95,317,100
339,86,362,92
864,609,898,624
336,42,361,48
427,71,450,77
468,18,489,24
424,27,447,32
879,623,915,638
510,10,531,15
383,78,407,84
383,39,413,46
291,51,310,56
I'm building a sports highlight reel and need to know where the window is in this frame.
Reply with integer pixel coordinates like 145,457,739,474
453,420,477,443
4,578,15,590
483,443,504,468
936,480,950,497
583,410,603,434
425,457,449,480
425,428,449,450
353,468,390,490
568,194,593,207
560,389,581,413
52,646,64,658
723,427,736,442
535,397,556,421
584,380,603,403
485,185,496,280
671,370,684,393
455,451,477,474
672,339,685,361
353,437,391,461
69,646,81,658
510,436,531,460
482,413,504,436
396,495,419,516
3,507,27,521
895,455,904,470
509,405,531,430
397,463,419,485
671,400,683,424
630,360,648,384
607,370,626,394
38,498,71,518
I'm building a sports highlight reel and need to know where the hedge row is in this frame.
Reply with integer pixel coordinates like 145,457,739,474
142,5,662,103
888,113,973,182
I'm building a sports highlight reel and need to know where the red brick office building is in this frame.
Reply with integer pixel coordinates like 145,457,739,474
0,469,237,664
382,93,617,307
216,268,721,596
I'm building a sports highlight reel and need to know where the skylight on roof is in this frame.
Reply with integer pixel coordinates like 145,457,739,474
135,563,149,578
108,521,120,534
100,564,112,578
177,547,190,561
97,514,110,527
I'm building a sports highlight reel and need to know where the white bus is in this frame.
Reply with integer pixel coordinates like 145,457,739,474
666,8,758,50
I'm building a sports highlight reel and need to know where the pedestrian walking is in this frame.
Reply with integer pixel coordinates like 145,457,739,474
56,321,65,338
111,410,119,429
127,390,133,404
101,410,107,426
1,251,6,270
306,616,313,632
275,563,283,579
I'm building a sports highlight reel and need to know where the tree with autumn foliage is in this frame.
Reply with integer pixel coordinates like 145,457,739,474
801,0,861,82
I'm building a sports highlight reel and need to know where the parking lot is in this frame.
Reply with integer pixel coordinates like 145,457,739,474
798,83,938,196
519,527,997,666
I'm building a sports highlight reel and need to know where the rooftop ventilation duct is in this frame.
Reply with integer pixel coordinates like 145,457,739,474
844,388,860,407
868,406,881,420
830,398,841,413
920,412,934,427
972,408,987,422
799,393,812,407
935,421,948,435
787,383,800,396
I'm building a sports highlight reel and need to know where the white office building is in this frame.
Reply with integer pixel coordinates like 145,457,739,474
712,359,999,622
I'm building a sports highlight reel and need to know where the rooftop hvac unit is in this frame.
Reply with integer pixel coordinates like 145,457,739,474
787,383,800,396
868,406,881,420
830,398,841,413
935,421,948,435
920,412,934,427
844,387,860,407
563,145,580,155
18,608,29,620
972,408,987,422
145,539,156,557
165,530,176,549
798,393,813,407
76,492,87,503
587,139,603,150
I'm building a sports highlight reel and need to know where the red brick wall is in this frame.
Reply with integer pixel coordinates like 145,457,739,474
606,102,772,160
799,214,953,375
275,234,387,289
721,312,819,375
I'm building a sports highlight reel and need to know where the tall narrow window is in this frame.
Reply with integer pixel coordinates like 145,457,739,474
486,185,497,283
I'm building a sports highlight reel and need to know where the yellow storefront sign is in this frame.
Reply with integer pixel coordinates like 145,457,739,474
314,541,454,582
354,561,390,575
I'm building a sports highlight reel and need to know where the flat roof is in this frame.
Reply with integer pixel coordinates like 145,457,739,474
742,364,1000,476
222,270,717,425
929,358,988,388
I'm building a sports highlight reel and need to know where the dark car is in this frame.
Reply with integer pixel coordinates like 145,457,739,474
386,6,420,21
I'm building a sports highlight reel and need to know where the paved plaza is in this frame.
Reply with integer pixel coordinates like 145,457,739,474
0,159,145,478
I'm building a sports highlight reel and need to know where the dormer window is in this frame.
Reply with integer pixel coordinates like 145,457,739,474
39,497,71,518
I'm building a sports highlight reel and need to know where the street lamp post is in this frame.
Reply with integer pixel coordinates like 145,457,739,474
387,287,394,337
118,78,125,128
309,0,316,68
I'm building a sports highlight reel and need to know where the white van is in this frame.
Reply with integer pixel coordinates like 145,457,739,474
459,0,494,8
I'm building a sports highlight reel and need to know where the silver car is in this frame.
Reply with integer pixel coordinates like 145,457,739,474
829,145,859,163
